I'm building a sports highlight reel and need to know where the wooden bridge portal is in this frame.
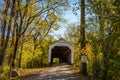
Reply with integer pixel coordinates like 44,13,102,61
48,38,74,64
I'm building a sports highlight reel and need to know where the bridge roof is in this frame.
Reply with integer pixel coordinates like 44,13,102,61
49,38,73,49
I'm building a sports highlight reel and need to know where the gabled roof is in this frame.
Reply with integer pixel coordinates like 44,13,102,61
49,38,73,49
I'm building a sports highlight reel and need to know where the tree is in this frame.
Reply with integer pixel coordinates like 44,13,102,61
80,0,87,75
87,0,120,79
0,0,16,73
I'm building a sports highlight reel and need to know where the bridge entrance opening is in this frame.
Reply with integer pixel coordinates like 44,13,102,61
51,46,71,64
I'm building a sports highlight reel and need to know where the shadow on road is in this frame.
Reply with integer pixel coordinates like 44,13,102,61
23,63,80,80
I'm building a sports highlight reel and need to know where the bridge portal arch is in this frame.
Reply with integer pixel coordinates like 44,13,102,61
48,38,74,64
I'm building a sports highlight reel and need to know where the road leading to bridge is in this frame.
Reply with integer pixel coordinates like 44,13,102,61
23,63,80,80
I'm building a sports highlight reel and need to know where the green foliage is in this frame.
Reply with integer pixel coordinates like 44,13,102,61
53,58,59,63
18,39,50,69
85,0,120,79
25,51,48,68
92,60,101,77
0,65,10,80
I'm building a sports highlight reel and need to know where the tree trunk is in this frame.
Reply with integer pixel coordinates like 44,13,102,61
12,37,19,68
80,0,85,49
18,42,23,68
80,0,87,75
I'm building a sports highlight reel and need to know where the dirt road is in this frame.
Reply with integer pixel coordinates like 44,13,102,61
23,63,80,80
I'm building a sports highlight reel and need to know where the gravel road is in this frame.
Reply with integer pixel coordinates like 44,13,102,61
23,63,80,80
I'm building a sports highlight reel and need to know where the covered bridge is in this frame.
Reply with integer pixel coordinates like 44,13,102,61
48,38,74,64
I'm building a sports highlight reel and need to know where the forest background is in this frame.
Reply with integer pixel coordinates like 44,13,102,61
0,0,120,80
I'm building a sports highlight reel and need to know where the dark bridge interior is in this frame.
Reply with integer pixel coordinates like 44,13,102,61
51,46,71,64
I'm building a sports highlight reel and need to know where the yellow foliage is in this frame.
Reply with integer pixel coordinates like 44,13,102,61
39,20,47,27
3,14,7,20
25,1,37,18
49,12,57,21
57,17,61,21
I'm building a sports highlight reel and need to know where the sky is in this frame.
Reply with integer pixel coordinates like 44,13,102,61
52,0,80,39
52,10,79,38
